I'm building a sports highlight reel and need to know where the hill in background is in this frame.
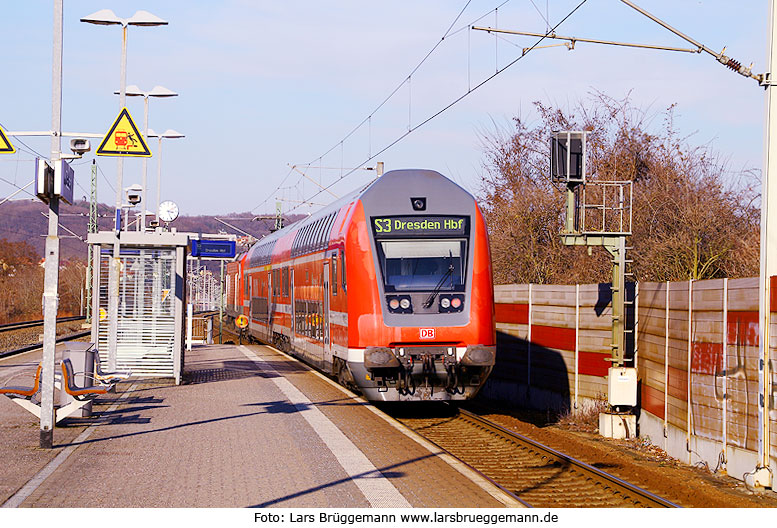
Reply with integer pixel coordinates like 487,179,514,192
0,198,299,262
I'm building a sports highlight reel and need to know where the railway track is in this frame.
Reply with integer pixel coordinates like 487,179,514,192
0,316,90,359
0,315,85,333
391,406,679,508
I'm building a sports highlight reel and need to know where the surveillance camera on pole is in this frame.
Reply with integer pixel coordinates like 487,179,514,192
69,138,90,155
60,138,91,160
125,183,143,206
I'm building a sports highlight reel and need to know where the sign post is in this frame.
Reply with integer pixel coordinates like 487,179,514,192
96,108,152,157
39,0,64,449
97,107,152,371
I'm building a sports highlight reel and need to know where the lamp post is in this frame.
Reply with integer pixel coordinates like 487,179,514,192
39,0,64,449
120,85,178,229
147,128,185,223
81,9,167,371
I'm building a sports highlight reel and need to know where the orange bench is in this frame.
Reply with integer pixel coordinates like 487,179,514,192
93,353,131,384
61,358,114,401
0,363,42,400
1,361,117,423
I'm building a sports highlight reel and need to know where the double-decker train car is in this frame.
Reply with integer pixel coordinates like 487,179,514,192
225,169,495,401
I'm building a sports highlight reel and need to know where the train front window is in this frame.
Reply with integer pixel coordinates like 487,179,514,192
378,239,466,292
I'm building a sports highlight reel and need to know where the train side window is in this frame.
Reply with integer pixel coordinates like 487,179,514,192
323,213,336,248
303,223,310,251
273,268,280,296
307,222,316,252
331,255,337,296
311,219,321,250
340,250,346,292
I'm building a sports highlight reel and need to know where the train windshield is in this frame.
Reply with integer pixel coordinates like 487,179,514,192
378,239,466,292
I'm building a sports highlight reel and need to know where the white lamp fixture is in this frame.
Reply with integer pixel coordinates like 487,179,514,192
81,8,168,373
80,9,168,27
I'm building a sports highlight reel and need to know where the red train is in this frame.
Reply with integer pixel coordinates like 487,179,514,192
225,169,495,401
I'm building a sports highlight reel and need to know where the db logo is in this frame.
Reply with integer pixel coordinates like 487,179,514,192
420,328,435,340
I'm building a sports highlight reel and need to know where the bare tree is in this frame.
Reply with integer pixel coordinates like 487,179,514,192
479,94,759,284
0,239,44,322
0,239,88,321
58,260,87,317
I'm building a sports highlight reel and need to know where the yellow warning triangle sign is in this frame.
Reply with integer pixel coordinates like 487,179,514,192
0,125,15,154
96,107,151,157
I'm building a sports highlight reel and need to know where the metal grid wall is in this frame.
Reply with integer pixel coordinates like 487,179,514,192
187,261,222,311
98,248,177,377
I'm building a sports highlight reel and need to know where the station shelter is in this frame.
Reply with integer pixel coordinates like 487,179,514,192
87,230,235,385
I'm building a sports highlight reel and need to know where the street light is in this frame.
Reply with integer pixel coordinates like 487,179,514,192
81,9,168,201
147,128,185,224
81,8,167,372
118,85,178,229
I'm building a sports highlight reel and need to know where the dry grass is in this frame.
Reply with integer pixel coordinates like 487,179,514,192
556,395,609,433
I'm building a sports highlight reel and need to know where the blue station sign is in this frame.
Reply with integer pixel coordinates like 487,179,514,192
191,239,236,258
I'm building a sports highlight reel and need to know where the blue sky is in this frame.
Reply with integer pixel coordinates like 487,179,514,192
0,1,769,218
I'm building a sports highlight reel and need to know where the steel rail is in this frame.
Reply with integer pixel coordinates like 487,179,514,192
456,409,679,508
0,316,85,333
0,330,91,359
392,405,679,508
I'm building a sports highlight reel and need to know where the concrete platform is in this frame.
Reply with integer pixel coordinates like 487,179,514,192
0,342,520,508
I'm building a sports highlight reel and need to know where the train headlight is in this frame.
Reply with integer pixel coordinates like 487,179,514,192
388,295,412,313
440,295,464,313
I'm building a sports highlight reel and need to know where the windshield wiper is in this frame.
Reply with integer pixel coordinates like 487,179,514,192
423,252,454,309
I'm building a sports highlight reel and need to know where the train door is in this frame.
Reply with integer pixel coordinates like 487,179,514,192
290,268,296,337
247,274,252,319
322,261,332,366
268,270,273,337
234,274,239,311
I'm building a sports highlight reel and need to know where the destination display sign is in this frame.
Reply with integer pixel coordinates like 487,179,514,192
191,239,236,258
372,215,469,238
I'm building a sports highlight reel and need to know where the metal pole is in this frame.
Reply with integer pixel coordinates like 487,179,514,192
108,24,128,371
220,260,224,344
615,238,626,366
85,160,97,324
141,95,149,230
723,278,729,471
156,136,163,222
664,281,670,447
756,0,777,488
40,0,63,449
574,283,579,410
687,279,693,464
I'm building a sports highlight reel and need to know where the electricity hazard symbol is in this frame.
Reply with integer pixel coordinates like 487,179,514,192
96,107,151,157
0,125,15,154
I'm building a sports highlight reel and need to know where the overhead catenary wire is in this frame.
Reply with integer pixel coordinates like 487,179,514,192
527,0,551,32
310,0,478,162
280,0,590,217
473,26,701,54
0,176,36,200
619,0,762,83
251,0,493,214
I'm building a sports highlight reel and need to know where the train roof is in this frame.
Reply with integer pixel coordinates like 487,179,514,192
245,169,470,263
